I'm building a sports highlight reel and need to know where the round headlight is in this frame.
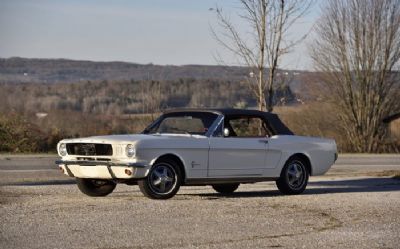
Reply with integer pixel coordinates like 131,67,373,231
126,144,135,157
59,143,67,156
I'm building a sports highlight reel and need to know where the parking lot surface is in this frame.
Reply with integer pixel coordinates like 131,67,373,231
0,154,399,249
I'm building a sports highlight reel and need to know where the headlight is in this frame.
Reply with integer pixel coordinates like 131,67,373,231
125,144,135,157
59,143,67,156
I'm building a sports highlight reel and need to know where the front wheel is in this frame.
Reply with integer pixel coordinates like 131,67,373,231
276,157,309,195
138,160,182,199
76,178,116,197
212,183,240,194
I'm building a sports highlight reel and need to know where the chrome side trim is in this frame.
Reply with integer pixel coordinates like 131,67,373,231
55,160,147,168
184,177,278,185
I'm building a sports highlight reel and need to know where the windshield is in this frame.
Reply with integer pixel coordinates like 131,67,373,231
144,112,219,135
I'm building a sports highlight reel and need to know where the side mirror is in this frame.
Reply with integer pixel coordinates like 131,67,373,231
223,128,230,137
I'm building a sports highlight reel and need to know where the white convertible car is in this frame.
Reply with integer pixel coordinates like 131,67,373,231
56,109,337,199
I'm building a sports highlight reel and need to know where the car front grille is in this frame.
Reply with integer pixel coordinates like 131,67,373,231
76,157,111,161
66,143,113,156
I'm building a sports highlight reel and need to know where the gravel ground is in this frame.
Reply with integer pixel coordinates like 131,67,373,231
0,155,399,249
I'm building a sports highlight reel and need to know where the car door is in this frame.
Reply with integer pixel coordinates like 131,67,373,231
208,115,270,177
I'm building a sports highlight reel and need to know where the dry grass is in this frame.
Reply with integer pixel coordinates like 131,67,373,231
2,102,398,153
274,103,400,153
275,103,348,150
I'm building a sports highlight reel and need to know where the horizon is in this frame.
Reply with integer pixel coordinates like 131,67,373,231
0,56,312,71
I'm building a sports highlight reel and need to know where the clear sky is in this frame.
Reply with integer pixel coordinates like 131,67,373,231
0,0,321,70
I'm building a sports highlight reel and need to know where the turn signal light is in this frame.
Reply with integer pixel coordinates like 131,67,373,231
125,169,132,176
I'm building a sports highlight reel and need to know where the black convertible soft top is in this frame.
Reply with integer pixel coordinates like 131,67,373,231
164,108,294,135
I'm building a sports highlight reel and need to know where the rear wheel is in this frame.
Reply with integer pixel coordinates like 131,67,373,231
76,178,116,197
276,157,309,195
212,183,240,194
138,160,182,199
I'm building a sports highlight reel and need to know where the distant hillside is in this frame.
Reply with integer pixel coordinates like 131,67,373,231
0,57,256,83
0,57,322,101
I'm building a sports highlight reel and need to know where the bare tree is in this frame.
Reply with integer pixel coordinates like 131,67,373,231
139,80,163,120
212,0,312,111
311,0,400,152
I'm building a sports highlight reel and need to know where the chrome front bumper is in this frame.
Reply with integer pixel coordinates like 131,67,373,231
55,160,147,167
55,160,149,179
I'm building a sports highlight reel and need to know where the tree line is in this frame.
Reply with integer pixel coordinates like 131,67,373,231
0,78,295,116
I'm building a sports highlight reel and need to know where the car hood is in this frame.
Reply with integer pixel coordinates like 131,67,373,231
59,133,205,144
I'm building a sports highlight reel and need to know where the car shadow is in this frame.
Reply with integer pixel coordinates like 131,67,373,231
190,177,400,199
3,177,400,199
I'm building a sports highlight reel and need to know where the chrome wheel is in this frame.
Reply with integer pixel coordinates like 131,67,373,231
276,156,309,195
286,161,306,190
138,160,182,199
148,163,177,195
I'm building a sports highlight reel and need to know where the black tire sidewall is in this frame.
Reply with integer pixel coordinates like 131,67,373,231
212,183,240,194
76,178,116,197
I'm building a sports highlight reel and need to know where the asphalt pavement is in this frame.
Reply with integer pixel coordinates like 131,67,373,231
0,154,399,249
